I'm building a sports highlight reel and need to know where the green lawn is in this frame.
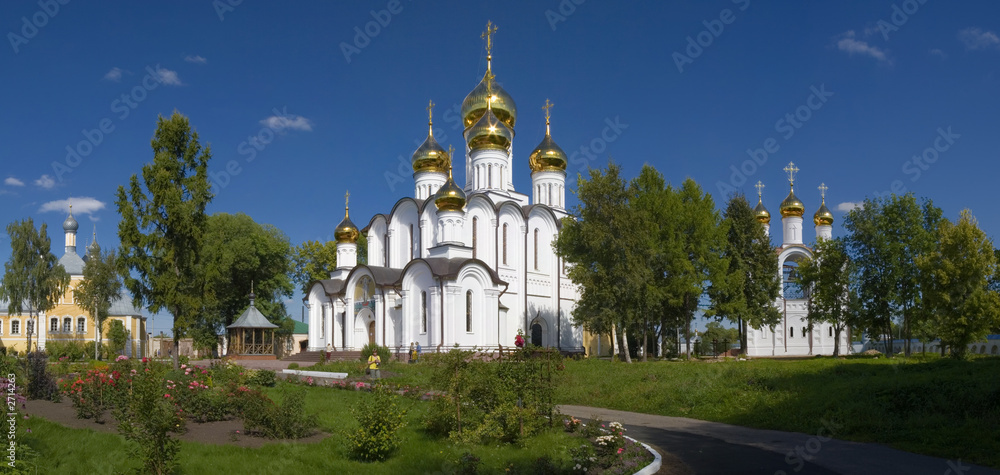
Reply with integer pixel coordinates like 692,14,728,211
22,383,577,474
554,355,1000,468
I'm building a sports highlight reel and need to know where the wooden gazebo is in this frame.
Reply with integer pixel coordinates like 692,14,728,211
226,293,279,360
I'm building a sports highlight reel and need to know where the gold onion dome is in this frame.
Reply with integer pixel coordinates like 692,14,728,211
529,99,568,173
466,105,513,152
814,202,834,226
461,21,516,130
462,71,517,130
334,192,360,244
779,187,805,218
434,160,467,212
754,200,771,224
412,101,450,173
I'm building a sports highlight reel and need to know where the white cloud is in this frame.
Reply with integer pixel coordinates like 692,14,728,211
836,31,889,62
33,175,55,189
184,55,207,64
836,202,863,212
154,65,182,86
958,27,1000,50
39,197,106,216
4,177,24,187
929,48,947,59
260,114,313,132
103,67,123,82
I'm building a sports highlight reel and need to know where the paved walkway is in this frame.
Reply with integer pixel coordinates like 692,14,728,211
558,405,999,475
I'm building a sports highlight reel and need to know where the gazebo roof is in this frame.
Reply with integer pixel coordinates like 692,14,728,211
227,295,279,329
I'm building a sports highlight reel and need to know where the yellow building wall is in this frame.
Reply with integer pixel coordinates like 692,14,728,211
582,329,613,358
0,277,148,356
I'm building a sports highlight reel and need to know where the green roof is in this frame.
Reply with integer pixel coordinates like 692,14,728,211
292,320,308,334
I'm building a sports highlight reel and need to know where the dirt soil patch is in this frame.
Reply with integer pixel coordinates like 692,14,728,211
23,399,329,449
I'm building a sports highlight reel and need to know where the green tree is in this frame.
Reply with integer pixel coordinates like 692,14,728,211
556,161,638,362
696,321,738,356
708,194,781,352
195,212,294,353
797,237,856,356
291,235,368,294
843,194,941,355
629,165,673,361
116,112,213,369
75,243,122,360
916,210,1000,359
107,319,128,355
667,179,727,358
0,219,70,353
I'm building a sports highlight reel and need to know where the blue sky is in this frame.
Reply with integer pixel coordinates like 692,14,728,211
2,1,999,335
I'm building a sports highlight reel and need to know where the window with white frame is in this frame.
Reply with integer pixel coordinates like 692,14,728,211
63,317,72,333
420,291,427,334
51,318,59,333
78,317,86,333
465,290,473,333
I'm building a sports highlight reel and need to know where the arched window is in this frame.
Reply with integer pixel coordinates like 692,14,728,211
63,317,72,333
802,327,807,338
782,257,805,299
533,229,539,270
789,327,794,338
77,317,86,333
409,224,414,261
11,320,20,335
472,217,478,259
466,290,473,333
488,164,493,188
502,223,508,265
421,291,427,333
50,318,58,333
992,345,998,355
828,327,833,337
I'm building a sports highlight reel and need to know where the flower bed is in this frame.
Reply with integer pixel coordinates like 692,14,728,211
565,418,655,474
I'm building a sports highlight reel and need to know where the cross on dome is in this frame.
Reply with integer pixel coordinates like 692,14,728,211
818,183,828,202
755,180,765,200
784,162,799,187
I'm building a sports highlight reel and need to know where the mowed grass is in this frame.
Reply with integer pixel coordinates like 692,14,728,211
22,383,577,474
555,355,1000,468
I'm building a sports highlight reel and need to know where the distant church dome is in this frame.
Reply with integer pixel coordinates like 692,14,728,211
334,199,360,244
529,101,567,173
412,102,450,173
780,187,805,218
63,208,79,232
754,200,771,224
461,22,516,130
434,165,467,212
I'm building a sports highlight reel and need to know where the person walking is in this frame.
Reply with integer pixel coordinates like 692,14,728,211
408,342,415,364
368,351,382,380
415,342,422,363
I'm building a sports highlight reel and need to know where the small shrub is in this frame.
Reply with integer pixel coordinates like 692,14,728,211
26,352,59,401
360,343,391,365
237,386,314,439
287,362,299,369
456,451,481,475
347,384,407,461
248,369,277,387
114,360,184,475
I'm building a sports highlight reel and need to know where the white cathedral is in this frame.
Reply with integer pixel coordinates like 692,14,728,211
306,25,583,355
744,163,851,356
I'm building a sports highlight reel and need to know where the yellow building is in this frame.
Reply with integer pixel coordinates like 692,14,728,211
0,211,147,356
582,329,613,358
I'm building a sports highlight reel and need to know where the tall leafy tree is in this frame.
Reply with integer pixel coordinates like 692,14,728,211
916,210,1000,359
195,212,294,352
708,194,781,352
667,179,727,358
629,165,672,361
797,237,856,356
75,243,123,360
844,194,941,355
291,234,368,294
556,161,638,362
116,112,213,369
0,219,70,353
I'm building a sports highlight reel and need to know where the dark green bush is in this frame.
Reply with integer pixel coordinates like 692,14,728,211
360,343,391,365
238,386,314,439
248,369,277,387
26,351,59,401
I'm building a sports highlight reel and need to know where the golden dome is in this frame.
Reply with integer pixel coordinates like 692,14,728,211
529,99,567,173
412,102,450,173
754,199,771,224
462,71,517,130
779,187,805,218
334,191,360,243
434,166,466,212
814,202,834,226
465,106,513,152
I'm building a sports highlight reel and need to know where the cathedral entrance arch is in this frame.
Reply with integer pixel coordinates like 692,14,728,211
368,321,376,345
531,323,542,346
